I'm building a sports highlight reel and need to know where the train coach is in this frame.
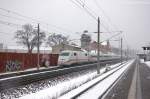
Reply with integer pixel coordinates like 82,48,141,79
58,50,121,66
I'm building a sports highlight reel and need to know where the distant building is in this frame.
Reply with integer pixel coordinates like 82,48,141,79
80,34,91,49
51,43,82,54
85,40,111,54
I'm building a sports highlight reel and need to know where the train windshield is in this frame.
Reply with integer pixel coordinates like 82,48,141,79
60,52,70,56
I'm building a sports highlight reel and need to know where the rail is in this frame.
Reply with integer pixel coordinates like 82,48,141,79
0,59,122,90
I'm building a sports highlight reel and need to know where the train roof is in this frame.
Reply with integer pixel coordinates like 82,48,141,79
60,50,87,53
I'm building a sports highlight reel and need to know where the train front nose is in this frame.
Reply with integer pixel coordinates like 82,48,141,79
58,59,65,65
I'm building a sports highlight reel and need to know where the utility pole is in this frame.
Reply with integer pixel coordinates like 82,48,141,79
37,23,40,70
97,17,100,74
127,46,129,61
121,38,123,64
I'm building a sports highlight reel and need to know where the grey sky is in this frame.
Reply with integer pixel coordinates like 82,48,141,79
0,0,150,51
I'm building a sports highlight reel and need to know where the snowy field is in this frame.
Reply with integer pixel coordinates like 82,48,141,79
15,62,127,99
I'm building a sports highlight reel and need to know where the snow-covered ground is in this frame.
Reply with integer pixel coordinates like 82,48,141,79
59,60,134,99
15,62,126,99
0,61,128,99
1,69,96,99
77,60,134,99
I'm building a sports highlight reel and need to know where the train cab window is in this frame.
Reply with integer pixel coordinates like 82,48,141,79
60,52,69,56
85,53,87,56
74,53,77,56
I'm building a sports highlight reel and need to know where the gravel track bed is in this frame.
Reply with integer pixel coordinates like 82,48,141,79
0,68,96,99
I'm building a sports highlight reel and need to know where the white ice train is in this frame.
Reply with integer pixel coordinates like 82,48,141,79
58,50,121,66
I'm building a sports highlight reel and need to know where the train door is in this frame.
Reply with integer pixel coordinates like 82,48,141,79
73,52,78,63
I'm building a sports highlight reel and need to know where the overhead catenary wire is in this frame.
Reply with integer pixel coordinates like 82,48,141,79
93,0,120,31
0,20,68,38
75,0,116,33
70,0,97,21
0,8,37,22
77,0,112,32
76,0,98,19
0,7,73,33
0,20,22,28
70,0,113,33
100,32,122,43
0,13,31,22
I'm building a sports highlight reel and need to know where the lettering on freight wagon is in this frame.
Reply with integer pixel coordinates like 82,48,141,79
5,60,21,72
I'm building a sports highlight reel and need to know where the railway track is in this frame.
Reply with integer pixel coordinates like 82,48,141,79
59,60,135,99
0,60,119,79
0,59,120,79
0,59,122,90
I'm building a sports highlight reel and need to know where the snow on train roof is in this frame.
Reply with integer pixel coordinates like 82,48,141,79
60,50,117,56
60,50,87,53
90,50,117,56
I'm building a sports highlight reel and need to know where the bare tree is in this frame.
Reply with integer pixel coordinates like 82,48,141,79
15,24,46,53
47,33,69,46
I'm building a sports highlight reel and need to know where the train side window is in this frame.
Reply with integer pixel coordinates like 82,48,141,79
74,53,77,56
85,53,87,56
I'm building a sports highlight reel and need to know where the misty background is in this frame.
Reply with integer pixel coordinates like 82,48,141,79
0,0,150,51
